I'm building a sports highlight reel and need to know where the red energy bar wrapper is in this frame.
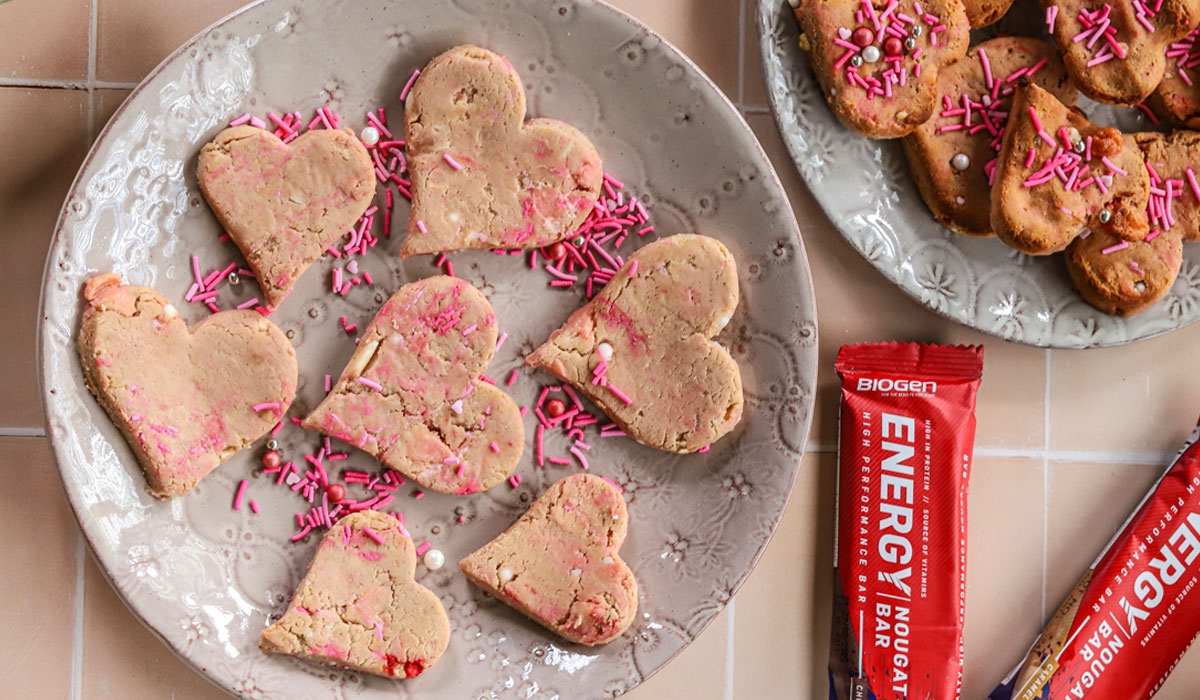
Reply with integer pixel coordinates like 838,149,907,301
989,423,1200,700
831,342,984,700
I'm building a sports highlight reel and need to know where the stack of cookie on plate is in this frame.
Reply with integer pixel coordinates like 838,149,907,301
791,0,1200,316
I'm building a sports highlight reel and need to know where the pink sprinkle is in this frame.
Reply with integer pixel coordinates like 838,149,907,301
399,69,421,101
698,445,711,453
599,475,623,493
233,480,248,511
414,491,425,499
629,260,639,275
270,421,283,437
415,540,432,557
1024,148,1036,168
236,297,260,310
495,332,508,352
506,369,519,386
536,424,545,466
290,525,313,542
490,441,501,453
357,377,383,391
229,113,252,127
417,219,427,234
607,385,633,405
249,500,259,514
252,402,280,413
362,527,385,545
443,154,463,170
1101,240,1130,254
363,271,373,285
1101,156,1127,176
509,475,521,488
570,446,590,471
547,456,572,466
324,374,332,392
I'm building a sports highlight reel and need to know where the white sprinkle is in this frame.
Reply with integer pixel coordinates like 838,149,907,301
423,549,445,570
862,45,882,63
951,153,970,171
602,556,614,565
162,304,177,319
596,342,614,362
360,126,380,147
499,567,514,583
450,400,464,415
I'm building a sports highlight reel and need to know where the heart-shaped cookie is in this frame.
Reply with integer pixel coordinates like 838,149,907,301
792,0,970,138
991,81,1150,255
460,474,637,646
78,274,297,498
197,125,375,309
902,37,1075,237
1043,0,1200,106
260,510,451,678
401,45,603,257
526,234,742,453
303,276,523,494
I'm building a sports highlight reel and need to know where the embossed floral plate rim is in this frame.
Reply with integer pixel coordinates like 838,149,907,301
39,0,819,698
755,0,1200,349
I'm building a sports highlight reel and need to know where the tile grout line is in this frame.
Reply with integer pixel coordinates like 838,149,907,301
804,440,1177,466
738,0,747,106
71,532,84,700
1042,348,1051,622
86,0,97,142
724,599,736,700
0,427,47,437
0,77,137,89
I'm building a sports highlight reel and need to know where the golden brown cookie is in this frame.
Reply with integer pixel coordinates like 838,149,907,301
403,45,603,257
197,126,375,309
902,37,1075,237
1134,130,1200,241
991,81,1150,255
526,234,742,453
78,274,297,498
1041,0,1200,106
261,510,451,678
1064,224,1183,315
964,0,1014,26
791,0,970,139
460,474,637,646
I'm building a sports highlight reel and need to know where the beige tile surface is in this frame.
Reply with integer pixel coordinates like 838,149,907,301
81,557,231,699
0,437,77,699
96,0,250,83
0,0,90,81
631,609,729,699
1049,332,1200,456
5,2,1200,700
0,87,91,429
733,452,835,700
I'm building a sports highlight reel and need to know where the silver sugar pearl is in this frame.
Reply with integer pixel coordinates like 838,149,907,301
1073,140,1085,153
228,272,240,285
904,37,917,50
267,439,279,451
951,153,970,171
573,236,585,247
912,25,923,37
1099,209,1112,223
851,55,864,67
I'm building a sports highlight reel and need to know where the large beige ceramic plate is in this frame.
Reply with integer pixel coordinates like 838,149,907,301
758,0,1200,348
39,1,817,698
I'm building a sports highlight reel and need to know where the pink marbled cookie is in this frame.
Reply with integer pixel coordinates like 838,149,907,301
303,276,523,494
526,234,743,453
460,474,637,646
402,45,603,257
197,125,375,309
261,510,450,678
78,274,297,498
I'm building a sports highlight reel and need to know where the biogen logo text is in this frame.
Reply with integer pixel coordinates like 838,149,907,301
857,378,937,393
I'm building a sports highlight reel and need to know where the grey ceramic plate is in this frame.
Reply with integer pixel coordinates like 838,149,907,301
39,1,817,698
756,0,1200,348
